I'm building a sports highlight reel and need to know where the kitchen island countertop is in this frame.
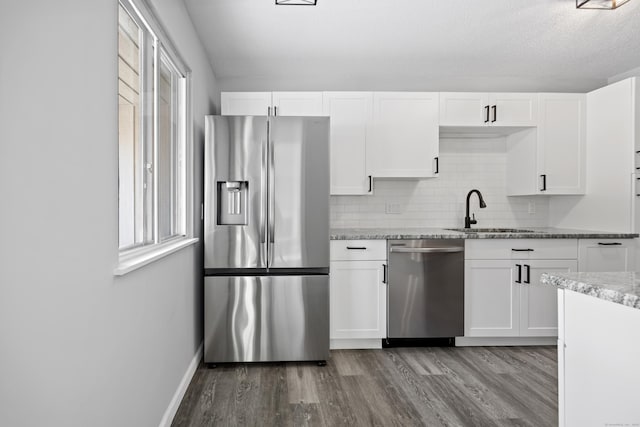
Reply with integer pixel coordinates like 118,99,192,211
330,227,638,240
541,271,640,310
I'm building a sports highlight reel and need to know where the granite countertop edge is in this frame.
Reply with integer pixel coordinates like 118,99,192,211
540,272,640,310
330,227,639,240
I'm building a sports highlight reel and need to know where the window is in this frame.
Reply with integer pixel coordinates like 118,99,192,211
117,0,193,265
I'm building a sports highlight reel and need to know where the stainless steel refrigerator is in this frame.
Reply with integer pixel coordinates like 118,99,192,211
203,115,330,364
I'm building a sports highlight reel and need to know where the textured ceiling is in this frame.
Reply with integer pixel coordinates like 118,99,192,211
183,0,640,92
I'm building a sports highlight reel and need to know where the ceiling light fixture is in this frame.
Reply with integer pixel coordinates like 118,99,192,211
576,0,631,9
275,0,317,5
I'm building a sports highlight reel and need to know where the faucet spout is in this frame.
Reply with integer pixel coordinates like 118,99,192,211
465,189,487,228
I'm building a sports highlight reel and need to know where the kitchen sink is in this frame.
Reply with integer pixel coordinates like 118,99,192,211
446,228,536,233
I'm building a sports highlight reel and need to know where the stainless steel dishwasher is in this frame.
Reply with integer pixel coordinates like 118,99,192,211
387,239,464,340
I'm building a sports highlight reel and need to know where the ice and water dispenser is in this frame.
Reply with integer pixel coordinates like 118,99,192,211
217,181,248,225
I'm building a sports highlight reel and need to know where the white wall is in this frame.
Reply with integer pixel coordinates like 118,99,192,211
331,138,549,229
0,1,218,426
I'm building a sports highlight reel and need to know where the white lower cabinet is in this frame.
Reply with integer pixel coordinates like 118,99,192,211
578,238,635,272
330,240,387,349
465,259,518,337
330,261,386,340
520,259,576,337
558,289,640,427
464,239,577,341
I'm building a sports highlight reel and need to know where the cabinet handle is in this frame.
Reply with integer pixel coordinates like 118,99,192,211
512,248,534,252
516,264,522,283
267,106,271,116
368,175,373,193
346,246,367,250
382,264,387,284
524,264,530,284
540,174,547,192
484,105,490,123
434,157,439,174
597,242,622,246
274,106,278,116
491,105,497,123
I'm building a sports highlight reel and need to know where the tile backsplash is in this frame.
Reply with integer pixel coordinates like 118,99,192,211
330,138,549,229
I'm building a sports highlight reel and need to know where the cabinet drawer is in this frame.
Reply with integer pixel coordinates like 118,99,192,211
330,240,386,261
577,238,635,272
465,239,578,260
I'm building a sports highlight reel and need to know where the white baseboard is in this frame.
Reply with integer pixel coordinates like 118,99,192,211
159,341,203,427
455,336,556,346
330,338,382,350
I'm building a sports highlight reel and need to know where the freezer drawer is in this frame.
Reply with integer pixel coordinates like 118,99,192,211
204,275,329,363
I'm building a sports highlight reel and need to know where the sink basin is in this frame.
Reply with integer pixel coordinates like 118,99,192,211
446,228,536,233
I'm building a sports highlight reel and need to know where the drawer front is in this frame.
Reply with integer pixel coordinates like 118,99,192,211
465,239,578,260
330,240,387,261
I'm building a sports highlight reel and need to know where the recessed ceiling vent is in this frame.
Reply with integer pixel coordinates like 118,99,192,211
576,0,630,9
276,0,317,5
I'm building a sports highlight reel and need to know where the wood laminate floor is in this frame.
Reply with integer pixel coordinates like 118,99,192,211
172,346,557,427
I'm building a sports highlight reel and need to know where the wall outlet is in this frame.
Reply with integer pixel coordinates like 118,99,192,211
528,201,536,214
385,203,403,214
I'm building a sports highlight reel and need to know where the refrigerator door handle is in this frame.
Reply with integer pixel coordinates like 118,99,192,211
260,138,268,245
268,135,276,264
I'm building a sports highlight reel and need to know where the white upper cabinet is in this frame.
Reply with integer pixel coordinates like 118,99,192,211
271,92,323,116
323,92,373,195
221,92,272,116
221,91,323,116
537,94,586,195
367,92,439,178
439,92,489,126
439,92,538,127
490,93,538,127
506,94,586,196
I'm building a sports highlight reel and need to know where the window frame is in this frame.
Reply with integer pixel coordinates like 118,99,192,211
115,0,196,275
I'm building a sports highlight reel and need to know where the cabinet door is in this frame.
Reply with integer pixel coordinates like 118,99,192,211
272,92,323,116
368,92,439,178
330,261,386,339
221,92,272,116
537,94,586,195
323,92,372,195
439,92,489,126
489,93,538,127
465,259,520,337
520,259,576,337
578,239,635,272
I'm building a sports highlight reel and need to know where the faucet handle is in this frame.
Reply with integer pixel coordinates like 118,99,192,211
470,213,477,225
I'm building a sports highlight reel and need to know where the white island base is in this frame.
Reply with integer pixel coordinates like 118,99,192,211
557,289,640,427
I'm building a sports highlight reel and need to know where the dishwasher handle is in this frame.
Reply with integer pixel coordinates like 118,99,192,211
389,247,464,253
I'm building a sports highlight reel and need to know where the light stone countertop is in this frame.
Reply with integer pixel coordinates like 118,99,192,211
330,227,638,240
541,271,640,310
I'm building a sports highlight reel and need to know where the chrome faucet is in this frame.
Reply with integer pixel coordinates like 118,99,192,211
465,189,487,228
